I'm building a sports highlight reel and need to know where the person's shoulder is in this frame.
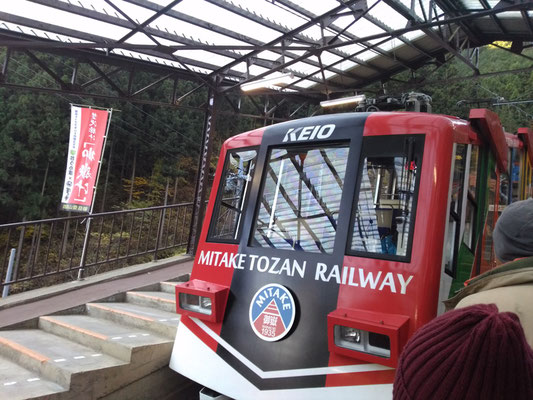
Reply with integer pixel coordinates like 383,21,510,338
444,256,533,310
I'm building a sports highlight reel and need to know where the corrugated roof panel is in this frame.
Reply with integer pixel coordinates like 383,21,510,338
2,0,130,40
229,0,310,31
368,2,409,30
0,0,528,99
403,30,426,41
319,52,343,65
378,38,403,52
125,32,155,45
105,0,160,22
153,14,250,47
345,18,386,38
460,0,490,9
340,44,376,61
289,61,316,76
173,49,236,67
336,60,359,72
174,0,281,43
0,21,91,45
300,25,326,42
256,50,283,62
304,0,342,16
247,64,272,77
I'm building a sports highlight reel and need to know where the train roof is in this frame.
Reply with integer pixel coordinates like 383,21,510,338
225,112,464,142
223,109,513,172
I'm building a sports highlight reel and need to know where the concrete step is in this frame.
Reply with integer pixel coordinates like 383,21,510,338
0,274,189,399
86,302,181,338
159,281,179,294
38,314,173,363
100,366,201,400
0,355,66,400
125,290,177,313
0,329,126,397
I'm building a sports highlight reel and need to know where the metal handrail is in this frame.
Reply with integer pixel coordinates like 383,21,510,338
1,202,194,296
0,202,194,229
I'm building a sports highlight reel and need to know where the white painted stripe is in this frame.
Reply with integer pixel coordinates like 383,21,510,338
73,356,86,359
141,333,150,337
54,358,66,363
128,335,137,338
3,382,17,386
192,318,392,379
91,354,103,357
27,378,40,382
171,318,180,321
170,322,394,400
158,319,168,322
111,336,123,340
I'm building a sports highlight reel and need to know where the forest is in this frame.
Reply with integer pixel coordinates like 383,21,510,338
0,43,532,225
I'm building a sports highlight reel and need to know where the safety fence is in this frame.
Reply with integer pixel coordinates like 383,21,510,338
1,203,193,296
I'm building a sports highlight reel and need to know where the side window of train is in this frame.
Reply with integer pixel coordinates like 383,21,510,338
463,145,480,250
250,144,349,254
349,135,424,262
481,167,499,269
207,148,258,243
444,144,468,276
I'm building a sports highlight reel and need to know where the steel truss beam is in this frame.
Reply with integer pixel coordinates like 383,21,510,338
217,0,363,92
383,0,480,74
24,0,352,90
0,11,246,81
122,0,365,83
397,65,533,90
205,0,393,78
0,0,528,102
276,0,417,70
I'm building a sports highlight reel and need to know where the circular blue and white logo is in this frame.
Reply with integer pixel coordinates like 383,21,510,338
249,283,296,342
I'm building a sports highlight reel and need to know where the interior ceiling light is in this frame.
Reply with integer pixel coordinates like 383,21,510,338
320,95,366,108
241,72,295,92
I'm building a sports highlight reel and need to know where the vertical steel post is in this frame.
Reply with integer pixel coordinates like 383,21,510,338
12,219,25,283
154,179,170,261
187,78,219,255
2,249,16,298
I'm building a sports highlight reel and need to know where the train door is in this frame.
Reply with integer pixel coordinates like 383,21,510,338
439,143,469,312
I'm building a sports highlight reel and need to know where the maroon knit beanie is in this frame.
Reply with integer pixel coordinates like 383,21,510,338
393,304,533,400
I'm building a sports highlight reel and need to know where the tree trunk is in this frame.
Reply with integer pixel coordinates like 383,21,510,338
100,140,114,213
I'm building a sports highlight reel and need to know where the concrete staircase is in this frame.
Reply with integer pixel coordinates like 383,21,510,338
0,279,198,400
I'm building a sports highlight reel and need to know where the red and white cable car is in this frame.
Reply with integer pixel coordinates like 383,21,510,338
169,109,533,399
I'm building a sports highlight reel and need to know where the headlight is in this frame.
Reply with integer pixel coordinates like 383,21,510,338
335,325,390,358
339,326,361,344
328,308,409,367
179,293,212,315
174,279,230,323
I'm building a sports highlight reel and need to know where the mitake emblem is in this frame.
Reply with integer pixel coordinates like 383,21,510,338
249,283,296,342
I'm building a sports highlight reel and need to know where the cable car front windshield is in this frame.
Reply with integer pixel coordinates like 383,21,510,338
251,144,349,254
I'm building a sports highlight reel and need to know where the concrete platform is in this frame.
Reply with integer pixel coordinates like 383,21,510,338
0,254,193,328
0,254,199,399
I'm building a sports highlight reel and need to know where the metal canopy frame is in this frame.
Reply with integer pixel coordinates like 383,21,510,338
0,0,530,105
0,0,531,255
